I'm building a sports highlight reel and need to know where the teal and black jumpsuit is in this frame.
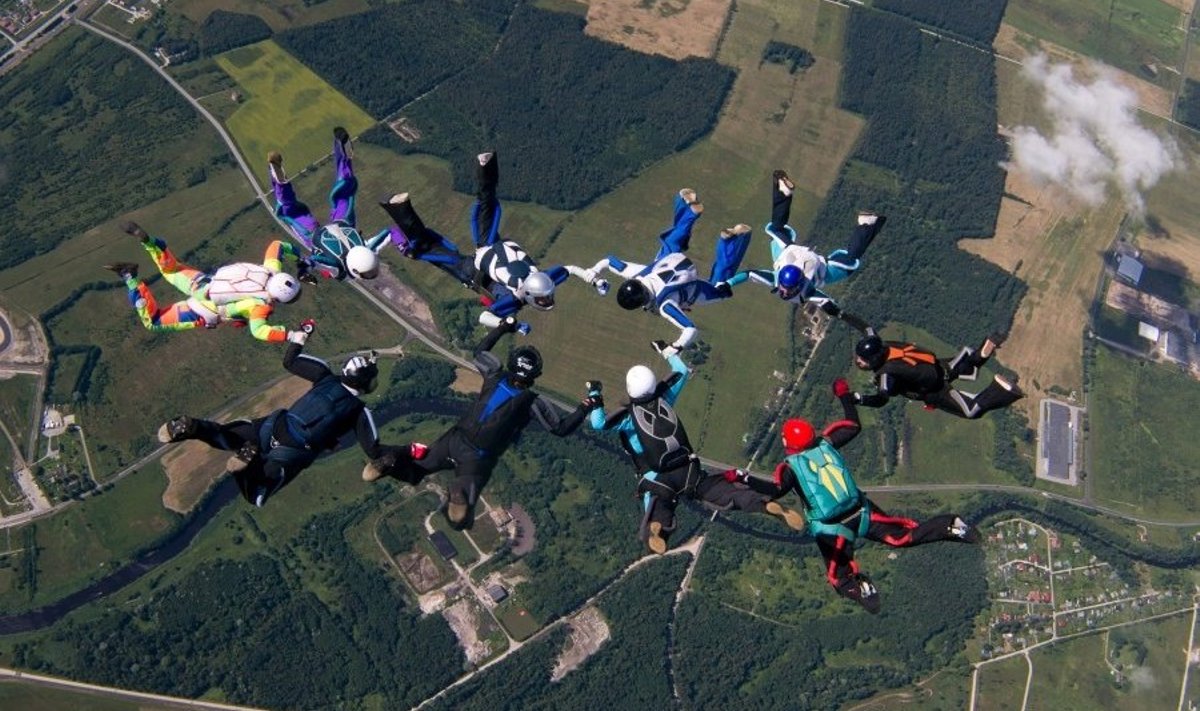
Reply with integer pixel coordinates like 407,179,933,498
590,355,771,550
172,341,390,506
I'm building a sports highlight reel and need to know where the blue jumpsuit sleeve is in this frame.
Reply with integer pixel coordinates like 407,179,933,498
663,355,689,405
489,293,522,317
542,265,569,285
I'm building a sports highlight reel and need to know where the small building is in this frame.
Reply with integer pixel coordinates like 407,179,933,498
486,584,508,603
1116,254,1144,286
429,531,457,560
1138,321,1160,342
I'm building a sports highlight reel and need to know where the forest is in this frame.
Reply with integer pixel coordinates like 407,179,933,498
198,11,273,57
875,0,1008,45
275,0,512,118
363,4,735,209
11,498,463,708
0,29,230,271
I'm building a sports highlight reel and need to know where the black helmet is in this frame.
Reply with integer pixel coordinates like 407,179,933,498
616,279,651,310
341,352,379,393
507,346,543,384
854,335,886,370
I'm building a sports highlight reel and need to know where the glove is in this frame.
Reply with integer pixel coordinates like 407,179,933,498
581,392,604,411
297,258,318,285
586,380,603,396
516,321,532,335
714,282,733,298
286,330,308,345
832,378,850,398
299,319,317,335
500,315,520,333
593,278,610,296
652,340,680,359
722,468,751,484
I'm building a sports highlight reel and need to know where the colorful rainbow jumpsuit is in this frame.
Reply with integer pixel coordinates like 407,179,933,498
118,237,300,342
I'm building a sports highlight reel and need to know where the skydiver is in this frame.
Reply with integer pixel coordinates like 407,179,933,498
589,345,804,554
156,324,404,507
361,316,601,528
103,221,307,343
581,188,753,357
268,127,389,281
736,378,980,613
376,192,479,290
729,170,884,325
467,151,608,331
851,330,1023,419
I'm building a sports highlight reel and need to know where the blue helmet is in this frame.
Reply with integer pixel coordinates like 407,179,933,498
777,265,806,300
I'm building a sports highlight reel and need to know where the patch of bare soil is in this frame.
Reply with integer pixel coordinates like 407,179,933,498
551,606,611,681
584,0,732,60
443,599,492,665
398,549,446,593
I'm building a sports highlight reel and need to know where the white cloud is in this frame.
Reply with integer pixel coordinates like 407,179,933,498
1004,54,1180,213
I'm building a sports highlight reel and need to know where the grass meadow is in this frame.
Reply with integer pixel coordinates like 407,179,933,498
0,682,157,711
1004,0,1186,89
216,40,377,188
974,655,1030,711
172,0,369,32
1024,614,1190,709
1089,346,1200,520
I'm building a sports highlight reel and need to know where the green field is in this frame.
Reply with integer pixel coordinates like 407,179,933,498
1025,614,1190,709
974,654,1029,711
1005,0,1185,88
172,0,369,32
0,374,38,461
494,591,541,641
0,681,168,711
216,39,377,187
1089,346,1200,520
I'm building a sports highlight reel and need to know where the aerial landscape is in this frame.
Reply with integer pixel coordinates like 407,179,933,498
1,0,1199,709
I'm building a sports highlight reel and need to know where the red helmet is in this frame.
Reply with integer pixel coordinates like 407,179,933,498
781,418,816,452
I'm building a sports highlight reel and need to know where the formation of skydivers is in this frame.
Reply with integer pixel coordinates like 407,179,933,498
106,129,1024,613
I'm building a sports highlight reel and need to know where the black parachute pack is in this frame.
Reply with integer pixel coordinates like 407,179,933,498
281,375,363,450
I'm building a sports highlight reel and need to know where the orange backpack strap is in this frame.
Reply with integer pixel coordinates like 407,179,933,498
886,344,937,367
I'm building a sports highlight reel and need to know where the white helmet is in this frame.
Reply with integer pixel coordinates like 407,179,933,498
522,271,555,310
346,246,379,279
625,365,657,401
266,272,301,303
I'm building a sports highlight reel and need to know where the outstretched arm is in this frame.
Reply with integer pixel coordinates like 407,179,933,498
658,298,698,353
825,379,862,449
472,318,515,375
592,255,646,280
228,300,289,342
262,240,303,272
281,335,330,382
855,372,894,409
530,396,588,437
661,353,690,406
355,407,388,459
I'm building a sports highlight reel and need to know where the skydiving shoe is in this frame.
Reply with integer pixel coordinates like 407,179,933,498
981,333,1006,360
333,126,353,158
647,521,669,555
765,501,805,532
446,500,470,528
993,374,1024,398
949,516,981,543
267,151,287,183
720,223,752,239
478,151,494,167
837,573,882,614
225,442,259,474
857,211,881,227
103,262,139,280
156,416,195,444
679,188,703,214
120,221,150,242
773,170,794,197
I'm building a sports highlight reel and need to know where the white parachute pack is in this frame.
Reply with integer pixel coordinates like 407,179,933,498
775,244,827,285
204,263,273,304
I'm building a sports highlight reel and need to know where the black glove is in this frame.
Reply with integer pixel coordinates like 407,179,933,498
714,282,733,298
582,393,604,411
501,315,520,333
586,380,602,396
